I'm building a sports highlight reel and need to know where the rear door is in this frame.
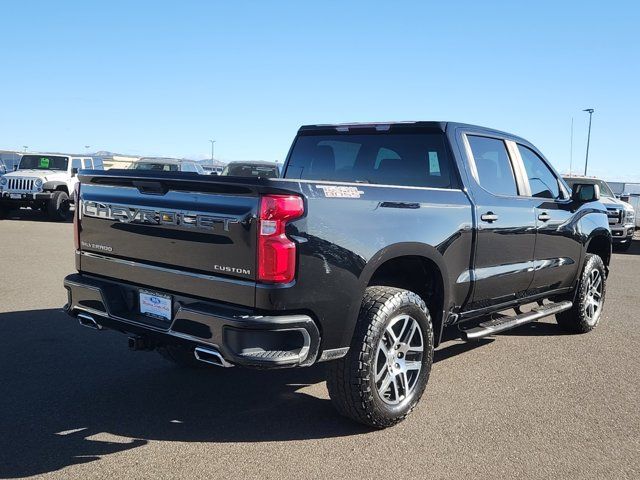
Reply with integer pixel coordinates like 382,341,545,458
514,143,581,292
461,133,538,308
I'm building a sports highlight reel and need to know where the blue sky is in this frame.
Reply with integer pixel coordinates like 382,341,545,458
1,0,638,180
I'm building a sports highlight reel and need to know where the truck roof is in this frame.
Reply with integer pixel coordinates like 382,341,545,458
297,121,531,144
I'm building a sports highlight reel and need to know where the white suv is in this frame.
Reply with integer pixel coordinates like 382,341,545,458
0,154,103,221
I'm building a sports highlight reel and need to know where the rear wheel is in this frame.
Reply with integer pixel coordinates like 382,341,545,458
327,286,434,428
157,345,206,368
556,254,606,333
47,191,70,221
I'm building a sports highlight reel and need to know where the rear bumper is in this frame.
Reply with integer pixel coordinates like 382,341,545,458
63,273,321,368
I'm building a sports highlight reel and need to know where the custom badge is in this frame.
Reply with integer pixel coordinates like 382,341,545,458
316,185,364,198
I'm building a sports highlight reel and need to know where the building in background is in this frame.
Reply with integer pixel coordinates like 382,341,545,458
608,182,640,196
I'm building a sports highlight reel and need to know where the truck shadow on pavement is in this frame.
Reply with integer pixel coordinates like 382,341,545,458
613,238,639,255
0,308,526,478
1,208,73,223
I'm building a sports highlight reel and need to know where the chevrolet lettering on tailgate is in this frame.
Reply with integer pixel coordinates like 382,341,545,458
81,201,239,232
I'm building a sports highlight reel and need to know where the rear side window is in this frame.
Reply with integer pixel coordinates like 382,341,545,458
82,158,93,168
467,136,518,196
518,145,560,199
284,133,457,188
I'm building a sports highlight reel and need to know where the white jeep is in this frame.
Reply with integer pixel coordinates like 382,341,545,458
0,154,103,221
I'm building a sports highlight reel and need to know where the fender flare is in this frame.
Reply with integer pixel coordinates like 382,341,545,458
340,242,451,346
43,181,69,193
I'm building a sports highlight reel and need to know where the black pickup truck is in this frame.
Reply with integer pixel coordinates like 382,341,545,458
64,122,611,428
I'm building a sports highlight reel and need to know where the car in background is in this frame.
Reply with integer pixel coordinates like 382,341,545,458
624,195,640,229
201,165,224,175
563,175,635,250
129,158,205,174
0,154,103,221
220,161,280,178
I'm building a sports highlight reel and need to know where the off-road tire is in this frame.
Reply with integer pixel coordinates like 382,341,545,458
326,286,434,428
157,345,206,368
47,191,70,221
556,254,606,333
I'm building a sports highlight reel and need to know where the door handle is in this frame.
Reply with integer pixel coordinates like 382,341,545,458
538,212,551,222
480,212,498,223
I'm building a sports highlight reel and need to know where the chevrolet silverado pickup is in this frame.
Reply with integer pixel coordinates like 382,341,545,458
63,122,611,428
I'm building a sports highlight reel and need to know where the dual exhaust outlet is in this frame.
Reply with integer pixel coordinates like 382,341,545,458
76,312,232,368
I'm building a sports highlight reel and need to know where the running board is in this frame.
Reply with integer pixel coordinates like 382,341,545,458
460,301,573,341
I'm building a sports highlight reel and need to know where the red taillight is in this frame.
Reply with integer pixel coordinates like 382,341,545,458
257,195,304,283
73,182,81,250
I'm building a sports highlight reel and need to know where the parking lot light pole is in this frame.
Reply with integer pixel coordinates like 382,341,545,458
583,108,594,175
209,140,216,162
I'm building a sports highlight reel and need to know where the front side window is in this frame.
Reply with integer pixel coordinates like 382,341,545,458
467,136,518,196
285,133,456,188
518,145,560,199
19,155,69,171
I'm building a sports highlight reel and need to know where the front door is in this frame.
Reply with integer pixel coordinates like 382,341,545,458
515,144,581,292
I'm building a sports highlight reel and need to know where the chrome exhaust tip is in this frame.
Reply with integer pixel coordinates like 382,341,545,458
194,347,233,368
77,313,102,330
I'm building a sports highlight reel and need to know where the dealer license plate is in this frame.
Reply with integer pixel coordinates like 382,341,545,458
139,290,172,321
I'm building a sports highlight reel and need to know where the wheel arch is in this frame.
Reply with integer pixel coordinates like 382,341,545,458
358,243,450,347
43,181,69,195
585,229,612,268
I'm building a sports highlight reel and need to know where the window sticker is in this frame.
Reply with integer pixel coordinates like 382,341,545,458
39,157,50,168
428,152,441,176
316,185,364,198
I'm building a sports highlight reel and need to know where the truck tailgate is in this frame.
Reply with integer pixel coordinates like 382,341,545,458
76,171,279,306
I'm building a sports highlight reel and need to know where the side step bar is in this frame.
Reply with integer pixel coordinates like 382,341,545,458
194,347,234,368
461,301,573,341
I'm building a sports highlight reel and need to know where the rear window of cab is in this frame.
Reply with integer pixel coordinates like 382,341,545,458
284,133,458,189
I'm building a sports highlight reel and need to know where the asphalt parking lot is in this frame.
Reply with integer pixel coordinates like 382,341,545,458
0,211,638,479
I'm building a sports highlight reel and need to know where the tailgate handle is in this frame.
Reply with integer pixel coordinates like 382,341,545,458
133,181,168,195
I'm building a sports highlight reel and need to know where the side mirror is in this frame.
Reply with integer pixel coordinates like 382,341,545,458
619,194,630,203
71,167,79,177
571,183,600,203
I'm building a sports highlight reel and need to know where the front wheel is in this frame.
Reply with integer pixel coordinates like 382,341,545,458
47,191,70,221
327,286,434,428
556,254,607,333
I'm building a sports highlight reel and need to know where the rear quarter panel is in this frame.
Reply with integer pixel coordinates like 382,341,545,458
261,180,474,349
